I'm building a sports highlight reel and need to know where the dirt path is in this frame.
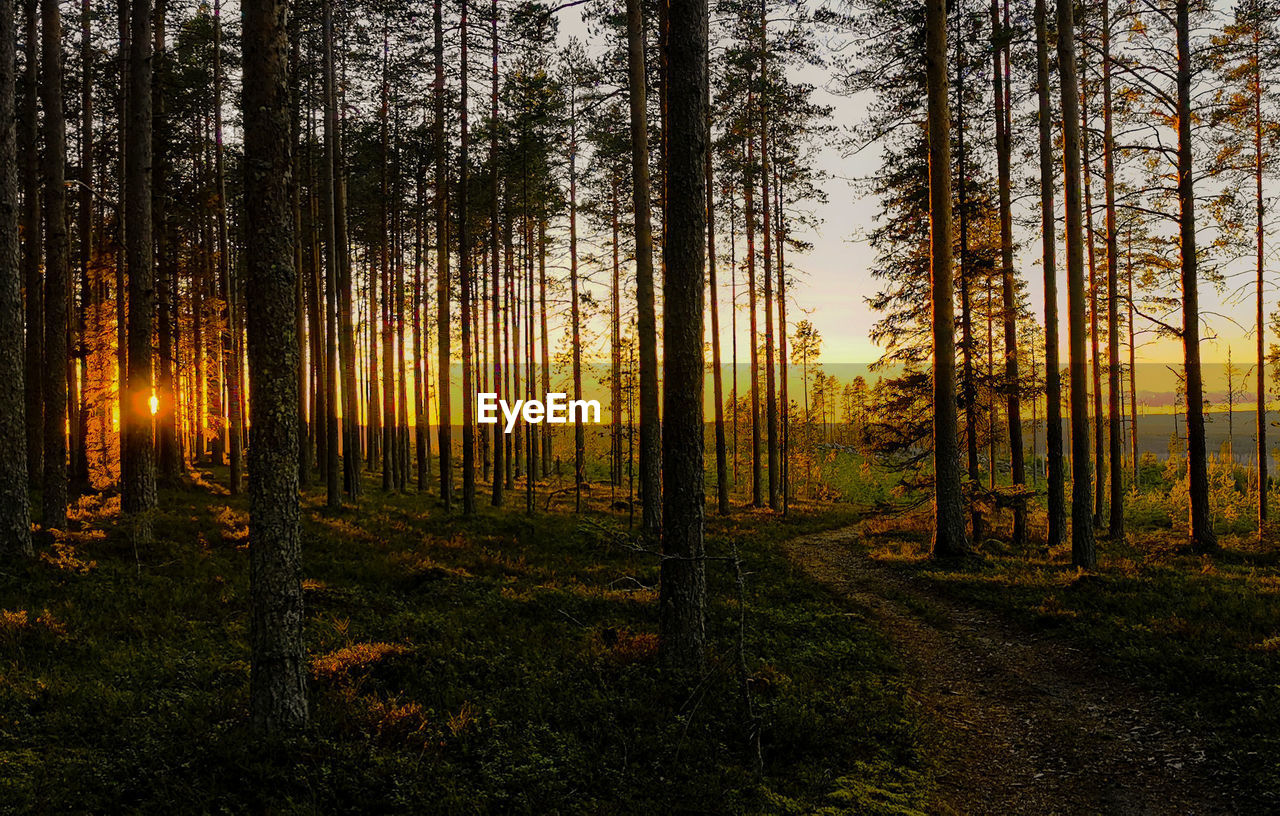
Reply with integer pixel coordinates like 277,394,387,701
784,526,1237,816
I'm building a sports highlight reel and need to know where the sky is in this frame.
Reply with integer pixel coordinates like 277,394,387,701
561,1,1271,378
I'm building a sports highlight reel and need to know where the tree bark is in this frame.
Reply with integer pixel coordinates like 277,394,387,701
243,0,308,732
992,0,1025,544
433,0,451,508
1176,0,1215,553
1034,0,1064,550
625,0,661,535
1057,0,1097,567
40,0,69,530
0,0,32,555
460,0,477,516
926,0,968,557
19,0,39,490
660,0,708,673
1102,0,1123,538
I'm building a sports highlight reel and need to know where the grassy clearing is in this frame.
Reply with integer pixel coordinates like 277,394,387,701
859,497,1280,808
0,470,930,814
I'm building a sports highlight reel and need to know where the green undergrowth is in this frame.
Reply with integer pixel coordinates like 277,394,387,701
0,471,929,814
860,502,1280,808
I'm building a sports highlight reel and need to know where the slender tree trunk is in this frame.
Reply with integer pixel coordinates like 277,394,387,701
992,0,1025,543
539,219,551,476
72,0,92,488
1176,0,1215,553
0,0,32,555
1102,0,1123,538
625,0,661,534
459,0,476,516
1127,228,1138,490
775,169,789,515
659,0,708,673
433,0,451,508
707,86,728,516
321,0,340,508
956,24,982,540
759,6,778,511
1080,42,1104,528
569,85,585,512
334,28,360,499
745,102,762,508
1255,28,1268,533
243,0,307,732
1035,0,1064,549
1058,0,1097,567
926,0,967,557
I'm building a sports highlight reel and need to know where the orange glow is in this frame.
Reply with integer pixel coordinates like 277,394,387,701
149,393,159,416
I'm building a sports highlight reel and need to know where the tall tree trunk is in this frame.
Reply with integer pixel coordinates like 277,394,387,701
1080,40,1104,528
489,0,504,506
707,85,728,516
926,0,967,557
759,5,778,511
433,0,451,508
1176,0,1215,553
956,27,982,540
775,169,789,515
1127,230,1138,489
72,0,91,488
745,100,762,508
1255,26,1268,534
569,84,585,512
459,0,476,516
214,0,242,493
41,0,69,530
538,219,551,476
1057,0,1097,567
1035,0,1064,549
122,0,157,540
242,0,308,732
154,0,180,482
1102,0,1122,538
659,0,708,673
0,0,32,555
334,23,360,499
321,0,340,508
992,0,1025,544
20,0,40,490
625,0,661,534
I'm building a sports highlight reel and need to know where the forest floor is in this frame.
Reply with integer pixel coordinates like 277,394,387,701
1,469,933,814
785,521,1257,815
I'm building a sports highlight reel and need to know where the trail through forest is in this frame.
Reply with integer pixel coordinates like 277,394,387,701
784,526,1237,816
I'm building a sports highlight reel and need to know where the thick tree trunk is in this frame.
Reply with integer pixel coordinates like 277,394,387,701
122,0,157,540
1176,0,1215,553
925,0,967,557
0,0,32,555
242,0,308,732
659,0,708,673
19,0,40,490
40,0,69,530
1057,0,1097,567
625,0,661,534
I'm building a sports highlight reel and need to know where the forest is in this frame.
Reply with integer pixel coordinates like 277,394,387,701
1,0,1278,809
